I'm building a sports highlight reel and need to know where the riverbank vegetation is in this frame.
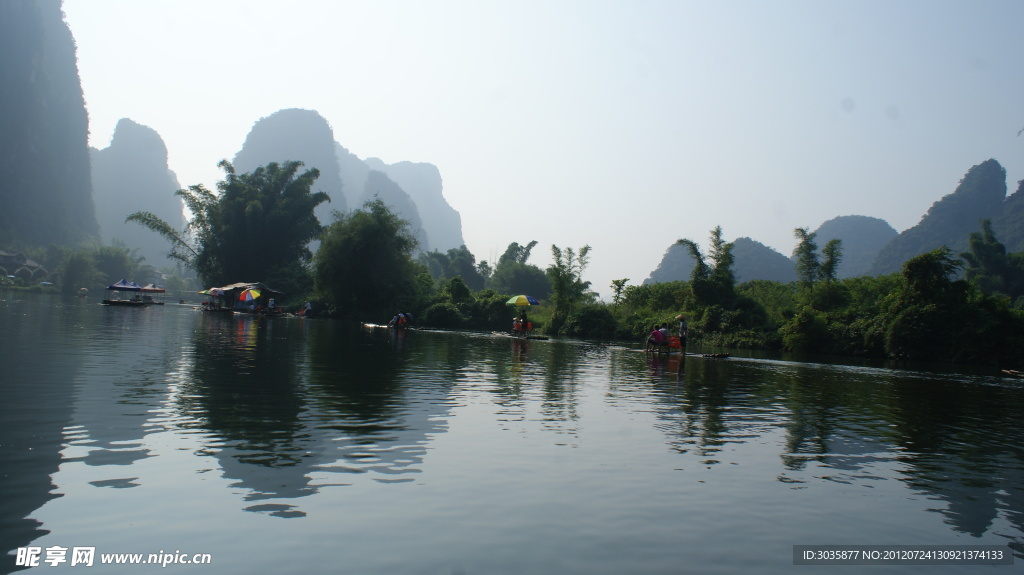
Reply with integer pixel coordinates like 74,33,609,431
6,160,1024,368
407,221,1024,368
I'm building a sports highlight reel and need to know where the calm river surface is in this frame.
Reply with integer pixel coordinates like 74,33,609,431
2,293,1023,574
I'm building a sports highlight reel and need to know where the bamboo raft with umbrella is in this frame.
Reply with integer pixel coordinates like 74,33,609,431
507,294,548,339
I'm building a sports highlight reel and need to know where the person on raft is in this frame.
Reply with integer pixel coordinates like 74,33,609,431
389,312,413,328
645,324,666,352
676,314,688,354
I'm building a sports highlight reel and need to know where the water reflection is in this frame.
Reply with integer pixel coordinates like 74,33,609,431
305,321,449,485
0,295,82,567
643,355,1024,552
6,296,1024,572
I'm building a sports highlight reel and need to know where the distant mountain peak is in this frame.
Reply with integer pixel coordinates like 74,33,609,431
233,108,347,218
808,215,897,278
868,159,1007,275
232,108,464,253
92,117,183,265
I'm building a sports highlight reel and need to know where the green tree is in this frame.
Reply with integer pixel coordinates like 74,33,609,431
442,276,473,306
91,245,141,284
418,245,486,291
820,239,843,286
57,251,102,295
499,241,538,266
547,244,593,332
128,160,329,288
883,248,967,359
708,225,735,293
487,240,551,298
610,279,629,304
793,227,820,289
677,226,735,307
818,238,843,308
961,219,1014,296
313,198,421,319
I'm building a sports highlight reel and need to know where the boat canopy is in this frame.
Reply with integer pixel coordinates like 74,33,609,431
140,283,166,293
106,279,142,291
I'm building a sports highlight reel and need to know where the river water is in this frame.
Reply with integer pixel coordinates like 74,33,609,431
1,293,1022,574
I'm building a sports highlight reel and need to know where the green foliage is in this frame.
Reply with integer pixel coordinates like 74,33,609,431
562,304,617,339
126,204,201,268
487,240,551,298
313,198,421,320
418,245,487,291
736,280,796,325
422,302,466,328
899,247,964,303
874,248,966,360
59,252,97,294
708,225,735,292
442,276,473,306
469,289,517,331
499,241,538,266
616,229,1024,365
91,245,141,284
547,244,594,333
793,227,820,288
677,227,736,307
488,260,551,298
622,281,688,312
961,219,1023,298
792,227,844,310
129,160,329,288
820,239,842,284
883,303,946,360
780,307,829,353
610,279,629,305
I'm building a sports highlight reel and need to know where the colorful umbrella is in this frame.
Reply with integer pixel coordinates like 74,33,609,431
506,294,540,306
239,288,261,302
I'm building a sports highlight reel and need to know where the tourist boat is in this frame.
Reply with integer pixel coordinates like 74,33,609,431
101,298,146,307
101,280,168,306
198,282,283,315
139,283,166,305
102,278,146,306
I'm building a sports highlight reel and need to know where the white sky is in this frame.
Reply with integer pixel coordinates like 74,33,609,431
62,0,1024,299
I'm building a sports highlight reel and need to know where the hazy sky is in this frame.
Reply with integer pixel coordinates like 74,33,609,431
62,0,1024,298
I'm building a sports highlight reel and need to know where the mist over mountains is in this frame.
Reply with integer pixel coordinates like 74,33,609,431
232,108,348,222
0,3,468,265
231,108,464,253
0,0,96,246
0,0,1021,288
91,119,184,266
363,158,465,252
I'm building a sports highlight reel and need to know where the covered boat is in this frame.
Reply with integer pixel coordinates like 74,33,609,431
139,283,166,305
102,279,144,306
